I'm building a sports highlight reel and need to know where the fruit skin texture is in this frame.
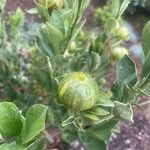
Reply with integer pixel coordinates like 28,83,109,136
58,72,99,111
111,47,129,60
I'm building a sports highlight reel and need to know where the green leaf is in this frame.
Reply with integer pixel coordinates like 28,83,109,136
83,113,100,121
110,0,120,18
116,55,137,86
70,19,86,43
118,0,131,17
27,137,45,150
4,83,17,99
142,20,150,56
144,84,150,95
110,0,131,18
0,143,24,150
112,56,137,99
105,18,119,34
95,115,114,125
62,116,75,127
87,107,110,116
36,37,50,57
62,127,78,143
121,84,135,103
113,101,133,123
37,28,55,57
20,104,48,144
98,92,114,107
112,82,123,100
50,11,65,34
87,51,101,72
80,0,90,12
79,132,106,150
87,119,118,141
9,8,25,28
139,74,150,95
45,22,64,55
141,51,150,79
34,1,49,20
0,102,23,136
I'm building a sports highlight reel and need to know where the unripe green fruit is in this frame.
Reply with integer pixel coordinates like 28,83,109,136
111,47,129,60
68,41,77,54
78,31,86,41
99,78,106,85
58,72,99,111
117,27,129,40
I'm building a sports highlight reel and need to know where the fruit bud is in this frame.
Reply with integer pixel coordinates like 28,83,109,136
117,27,129,40
68,41,77,54
111,47,129,60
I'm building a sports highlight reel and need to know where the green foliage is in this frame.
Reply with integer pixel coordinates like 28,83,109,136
20,104,48,144
112,56,137,100
0,143,23,150
0,102,23,136
9,8,25,28
113,101,133,122
142,21,150,56
79,132,107,150
0,102,48,149
87,119,118,141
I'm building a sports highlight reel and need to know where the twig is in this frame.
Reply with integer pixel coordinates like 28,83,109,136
44,131,54,144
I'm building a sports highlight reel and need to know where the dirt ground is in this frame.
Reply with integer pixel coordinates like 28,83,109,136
108,108,150,150
2,0,150,150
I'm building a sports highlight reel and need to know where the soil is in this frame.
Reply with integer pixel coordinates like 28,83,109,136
1,0,150,150
108,109,150,150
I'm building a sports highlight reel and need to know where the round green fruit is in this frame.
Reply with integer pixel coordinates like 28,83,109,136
117,27,129,40
111,47,129,60
58,72,99,111
68,41,77,54
78,31,86,41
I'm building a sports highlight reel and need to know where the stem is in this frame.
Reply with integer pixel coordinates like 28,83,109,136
140,75,150,90
47,57,54,74
44,131,54,144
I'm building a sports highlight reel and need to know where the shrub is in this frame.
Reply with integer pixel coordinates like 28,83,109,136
0,0,150,149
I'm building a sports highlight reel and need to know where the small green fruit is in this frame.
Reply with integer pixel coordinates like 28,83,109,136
58,72,99,111
78,31,86,41
111,47,129,60
99,78,106,85
117,27,129,40
68,41,77,54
